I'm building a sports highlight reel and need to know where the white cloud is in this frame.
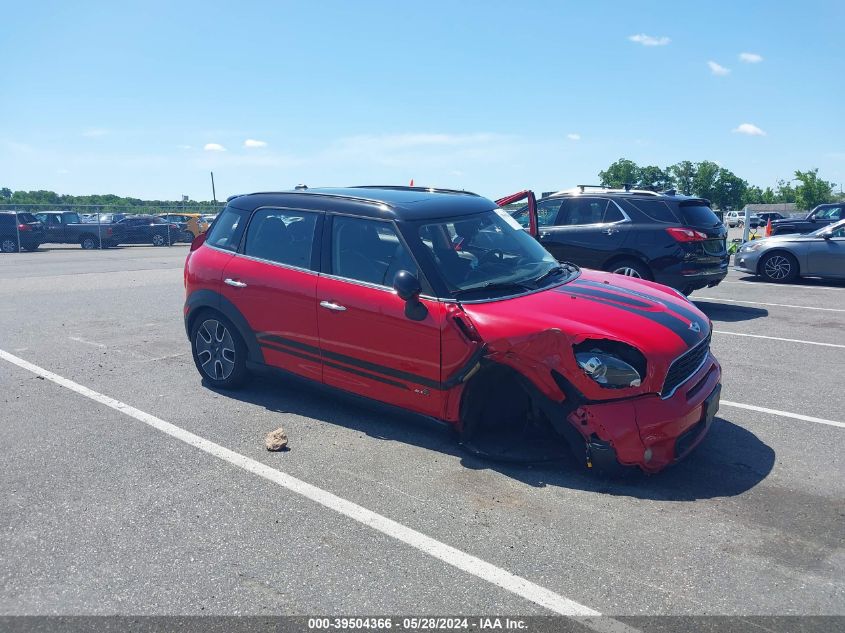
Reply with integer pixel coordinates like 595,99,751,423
732,123,766,136
628,33,670,47
566,133,581,141
739,52,763,63
708,61,730,76
82,128,109,138
243,139,268,148
203,143,226,152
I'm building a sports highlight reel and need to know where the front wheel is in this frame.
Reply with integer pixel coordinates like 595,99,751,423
190,313,248,389
152,233,166,246
759,252,799,283
80,236,98,250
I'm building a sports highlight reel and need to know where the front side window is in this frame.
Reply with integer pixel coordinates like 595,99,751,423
244,209,318,269
331,216,418,286
205,206,248,252
417,210,562,298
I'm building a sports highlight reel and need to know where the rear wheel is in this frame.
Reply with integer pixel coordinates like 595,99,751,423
181,230,194,243
152,233,166,246
80,236,98,250
759,251,799,283
1,237,19,253
190,312,248,389
606,258,651,280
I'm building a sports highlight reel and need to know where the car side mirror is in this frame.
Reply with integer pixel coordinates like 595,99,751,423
393,270,427,321
393,270,421,301
822,233,832,240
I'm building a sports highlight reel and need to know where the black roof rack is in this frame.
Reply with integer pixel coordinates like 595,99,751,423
576,184,610,193
350,185,479,197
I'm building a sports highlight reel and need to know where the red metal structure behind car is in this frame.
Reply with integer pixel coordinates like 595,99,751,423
184,186,721,473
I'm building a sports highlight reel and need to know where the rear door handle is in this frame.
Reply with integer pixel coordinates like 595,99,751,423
224,278,247,288
320,300,347,312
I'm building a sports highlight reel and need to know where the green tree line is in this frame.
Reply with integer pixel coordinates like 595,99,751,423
597,159,838,211
0,187,221,210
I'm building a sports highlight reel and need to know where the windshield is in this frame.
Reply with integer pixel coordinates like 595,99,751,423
416,209,574,298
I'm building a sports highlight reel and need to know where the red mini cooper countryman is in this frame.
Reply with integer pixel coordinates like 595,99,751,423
184,186,721,473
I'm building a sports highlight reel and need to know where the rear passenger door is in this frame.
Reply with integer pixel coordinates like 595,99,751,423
316,215,443,417
220,207,323,382
537,197,630,269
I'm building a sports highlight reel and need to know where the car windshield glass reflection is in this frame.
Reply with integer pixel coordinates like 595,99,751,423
417,210,576,298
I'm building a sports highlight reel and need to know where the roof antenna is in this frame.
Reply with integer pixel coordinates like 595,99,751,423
294,184,308,190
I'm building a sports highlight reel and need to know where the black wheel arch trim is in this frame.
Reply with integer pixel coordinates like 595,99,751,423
184,289,265,364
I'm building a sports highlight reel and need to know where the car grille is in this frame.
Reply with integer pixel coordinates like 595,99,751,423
662,333,711,397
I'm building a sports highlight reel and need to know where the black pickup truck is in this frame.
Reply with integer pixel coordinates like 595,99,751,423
34,211,126,249
770,203,844,236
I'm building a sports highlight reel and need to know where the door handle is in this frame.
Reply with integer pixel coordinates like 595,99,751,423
604,227,617,235
320,300,347,312
539,231,550,239
224,278,247,288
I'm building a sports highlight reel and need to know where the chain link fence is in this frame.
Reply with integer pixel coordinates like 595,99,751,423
0,203,223,253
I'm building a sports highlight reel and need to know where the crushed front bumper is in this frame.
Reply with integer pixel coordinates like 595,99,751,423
565,354,722,473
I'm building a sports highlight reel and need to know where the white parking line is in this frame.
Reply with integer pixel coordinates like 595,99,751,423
713,330,845,349
695,297,845,312
0,348,634,630
721,400,845,429
722,280,843,291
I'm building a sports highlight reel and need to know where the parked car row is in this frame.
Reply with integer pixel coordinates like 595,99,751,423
0,210,217,252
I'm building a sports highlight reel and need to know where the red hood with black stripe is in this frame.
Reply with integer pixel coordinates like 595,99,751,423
458,269,711,399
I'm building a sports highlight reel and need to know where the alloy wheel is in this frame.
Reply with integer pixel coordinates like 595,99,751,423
152,234,165,246
763,255,791,280
613,266,642,278
195,319,236,380
1,238,18,253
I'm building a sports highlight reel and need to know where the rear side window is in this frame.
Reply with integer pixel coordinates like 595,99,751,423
17,213,37,223
205,206,248,252
624,199,679,223
244,209,318,269
676,203,721,227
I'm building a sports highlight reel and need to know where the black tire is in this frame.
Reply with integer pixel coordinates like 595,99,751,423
1,237,19,253
80,235,98,250
181,230,194,243
759,251,799,283
605,258,652,280
190,311,248,389
152,233,166,247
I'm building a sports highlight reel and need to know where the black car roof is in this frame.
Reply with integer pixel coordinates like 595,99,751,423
225,186,497,221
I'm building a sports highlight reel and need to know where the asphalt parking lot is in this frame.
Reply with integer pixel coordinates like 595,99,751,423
1,244,843,623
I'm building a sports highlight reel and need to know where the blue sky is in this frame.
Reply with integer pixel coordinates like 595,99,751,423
2,0,843,201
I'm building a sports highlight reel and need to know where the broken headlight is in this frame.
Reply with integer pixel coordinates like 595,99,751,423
574,340,646,389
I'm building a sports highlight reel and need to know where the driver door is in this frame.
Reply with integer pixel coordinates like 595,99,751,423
316,215,443,417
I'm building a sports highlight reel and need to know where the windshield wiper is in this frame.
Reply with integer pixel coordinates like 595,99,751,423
453,281,534,298
532,265,566,286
